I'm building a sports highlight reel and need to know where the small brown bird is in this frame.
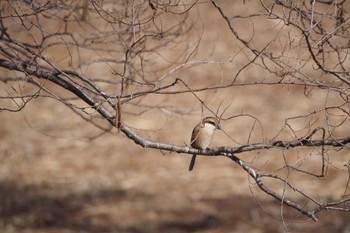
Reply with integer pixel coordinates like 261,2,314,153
189,116,221,171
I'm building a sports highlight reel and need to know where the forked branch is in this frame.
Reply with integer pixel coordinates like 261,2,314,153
1,57,350,221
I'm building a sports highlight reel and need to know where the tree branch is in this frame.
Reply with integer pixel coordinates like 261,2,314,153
1,51,349,222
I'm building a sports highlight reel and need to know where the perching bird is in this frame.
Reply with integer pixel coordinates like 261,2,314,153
189,116,221,171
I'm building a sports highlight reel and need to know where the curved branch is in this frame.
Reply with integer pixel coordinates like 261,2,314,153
2,59,350,153
0,59,115,125
2,58,349,222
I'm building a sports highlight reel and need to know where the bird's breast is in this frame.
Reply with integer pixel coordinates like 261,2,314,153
191,126,215,149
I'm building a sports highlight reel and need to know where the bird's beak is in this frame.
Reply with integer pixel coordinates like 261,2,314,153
217,124,221,130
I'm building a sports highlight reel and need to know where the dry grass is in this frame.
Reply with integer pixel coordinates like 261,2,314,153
1,1,350,233
1,101,349,233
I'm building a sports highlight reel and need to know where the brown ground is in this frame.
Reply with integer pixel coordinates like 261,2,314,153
1,90,349,233
1,1,350,233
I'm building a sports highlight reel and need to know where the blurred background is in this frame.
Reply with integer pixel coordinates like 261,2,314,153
0,1,349,232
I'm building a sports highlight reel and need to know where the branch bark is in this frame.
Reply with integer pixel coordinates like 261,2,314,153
2,57,350,221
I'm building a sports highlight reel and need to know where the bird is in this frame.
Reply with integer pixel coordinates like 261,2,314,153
189,116,221,171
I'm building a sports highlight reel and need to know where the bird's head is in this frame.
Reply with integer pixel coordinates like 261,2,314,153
202,116,221,130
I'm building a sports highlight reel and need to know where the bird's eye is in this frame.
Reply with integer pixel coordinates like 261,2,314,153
207,120,217,127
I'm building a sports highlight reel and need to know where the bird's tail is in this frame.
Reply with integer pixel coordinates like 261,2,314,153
189,154,197,171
